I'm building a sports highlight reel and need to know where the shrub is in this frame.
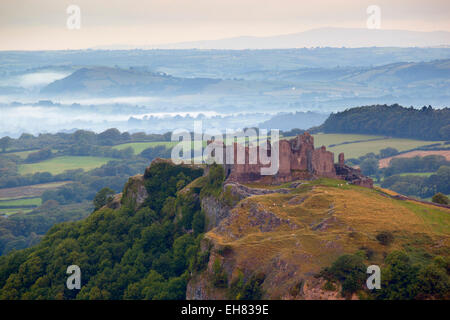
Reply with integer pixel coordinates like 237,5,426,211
322,280,336,291
212,258,228,288
432,192,449,205
93,187,115,211
319,254,366,296
240,272,265,300
376,231,394,246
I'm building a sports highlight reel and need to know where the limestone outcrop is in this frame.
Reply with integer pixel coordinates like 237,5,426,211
120,174,149,209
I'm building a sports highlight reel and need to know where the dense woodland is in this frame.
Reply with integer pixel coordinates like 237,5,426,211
0,201,92,255
317,104,450,140
0,161,210,299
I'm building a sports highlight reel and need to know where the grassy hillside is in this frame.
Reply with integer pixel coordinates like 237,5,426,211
327,138,442,160
191,177,450,299
18,156,114,175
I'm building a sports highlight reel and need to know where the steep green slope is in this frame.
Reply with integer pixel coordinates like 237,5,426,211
0,160,207,299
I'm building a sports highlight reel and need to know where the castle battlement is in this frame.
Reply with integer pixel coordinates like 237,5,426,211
222,132,373,188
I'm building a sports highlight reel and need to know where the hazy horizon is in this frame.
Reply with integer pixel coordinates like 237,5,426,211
1,0,450,50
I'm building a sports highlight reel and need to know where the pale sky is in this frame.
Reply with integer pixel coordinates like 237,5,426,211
0,0,449,50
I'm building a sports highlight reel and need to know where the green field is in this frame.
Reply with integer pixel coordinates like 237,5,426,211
0,208,33,216
113,141,176,154
113,141,210,155
0,197,42,216
326,137,442,160
398,172,435,177
0,197,42,207
312,133,385,147
18,156,114,175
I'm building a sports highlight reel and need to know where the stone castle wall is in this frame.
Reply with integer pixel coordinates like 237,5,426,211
222,132,372,188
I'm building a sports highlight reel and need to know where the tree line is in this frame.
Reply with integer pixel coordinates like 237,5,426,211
316,104,450,140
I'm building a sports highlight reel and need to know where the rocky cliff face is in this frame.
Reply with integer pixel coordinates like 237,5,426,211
201,196,232,231
120,174,149,209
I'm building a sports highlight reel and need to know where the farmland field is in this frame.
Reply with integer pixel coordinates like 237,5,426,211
18,156,114,175
312,133,386,147
379,150,450,168
0,208,33,216
398,172,435,177
0,197,42,216
0,181,72,200
0,197,42,207
326,138,443,160
113,140,208,155
113,141,176,154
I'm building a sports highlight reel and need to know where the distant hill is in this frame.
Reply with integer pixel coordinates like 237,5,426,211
39,60,450,104
259,111,329,130
316,104,450,140
246,59,450,84
96,27,450,49
341,59,450,85
41,67,221,96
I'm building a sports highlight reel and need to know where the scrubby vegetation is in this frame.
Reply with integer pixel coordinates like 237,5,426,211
320,251,450,299
432,193,449,205
319,254,367,297
381,166,450,198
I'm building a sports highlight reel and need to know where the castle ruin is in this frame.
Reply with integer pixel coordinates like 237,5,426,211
223,132,373,188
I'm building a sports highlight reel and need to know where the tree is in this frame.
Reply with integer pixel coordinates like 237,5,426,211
320,254,366,296
98,128,121,146
140,145,171,161
192,211,205,235
360,158,379,176
432,192,449,205
93,187,115,210
379,147,398,159
26,148,52,163
439,124,450,140
0,136,12,152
